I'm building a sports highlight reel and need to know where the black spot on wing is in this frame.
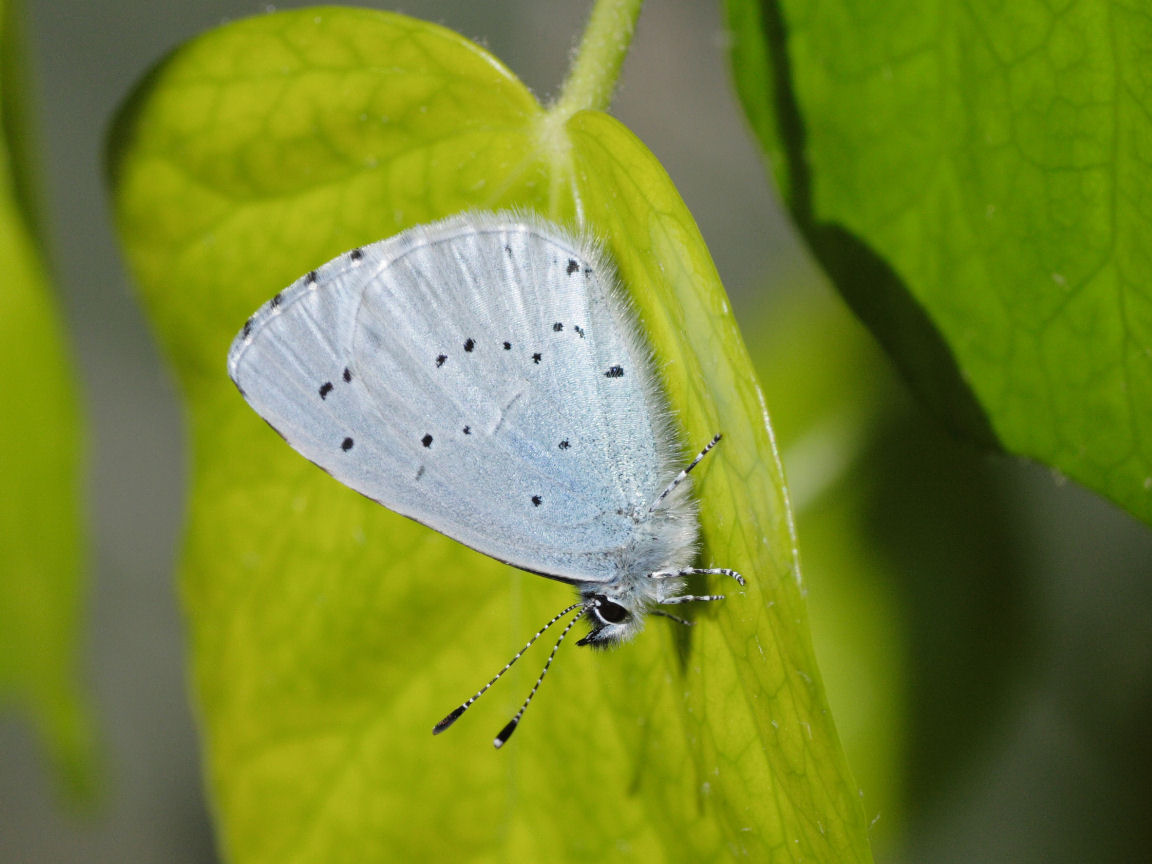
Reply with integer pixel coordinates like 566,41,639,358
503,341,512,350
558,439,570,450
436,354,447,368
343,368,352,383
341,437,354,451
566,259,578,275
532,352,542,364
605,365,624,378
531,495,542,507
421,433,433,448
350,248,363,262
552,322,563,332
319,382,334,399
464,338,475,352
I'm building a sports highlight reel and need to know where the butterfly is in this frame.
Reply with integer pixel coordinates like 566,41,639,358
227,211,743,746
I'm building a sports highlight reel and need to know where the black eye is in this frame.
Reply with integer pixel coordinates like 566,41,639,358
598,599,629,624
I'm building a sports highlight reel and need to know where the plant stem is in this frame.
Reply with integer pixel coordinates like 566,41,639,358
552,0,644,117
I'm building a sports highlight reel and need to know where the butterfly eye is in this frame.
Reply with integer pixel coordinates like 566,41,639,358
596,598,630,624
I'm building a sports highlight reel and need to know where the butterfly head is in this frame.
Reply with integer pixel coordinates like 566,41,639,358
576,591,648,647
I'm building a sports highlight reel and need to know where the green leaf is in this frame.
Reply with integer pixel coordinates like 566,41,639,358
0,0,95,803
748,291,908,856
725,0,1152,525
109,7,871,861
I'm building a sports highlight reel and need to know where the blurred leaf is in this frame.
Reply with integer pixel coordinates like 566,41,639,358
0,0,95,803
725,0,1152,526
110,7,870,862
749,290,908,854
749,283,1032,855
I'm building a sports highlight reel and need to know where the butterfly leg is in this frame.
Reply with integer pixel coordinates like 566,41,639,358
650,433,722,511
649,567,746,587
659,594,727,605
651,609,693,627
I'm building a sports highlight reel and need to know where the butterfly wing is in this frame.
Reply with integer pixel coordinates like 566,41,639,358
227,213,686,584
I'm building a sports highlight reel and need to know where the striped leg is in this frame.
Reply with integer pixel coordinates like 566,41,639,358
650,433,722,511
649,567,746,587
652,609,693,626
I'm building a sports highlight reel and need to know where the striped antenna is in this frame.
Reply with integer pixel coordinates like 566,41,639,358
433,602,583,736
651,433,722,512
494,606,587,749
